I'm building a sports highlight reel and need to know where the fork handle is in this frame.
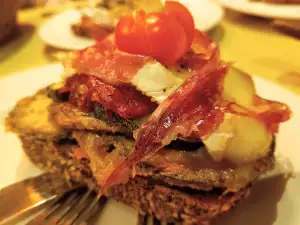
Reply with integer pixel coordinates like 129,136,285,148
0,173,71,224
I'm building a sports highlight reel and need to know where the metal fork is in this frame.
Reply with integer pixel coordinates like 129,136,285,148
26,188,107,225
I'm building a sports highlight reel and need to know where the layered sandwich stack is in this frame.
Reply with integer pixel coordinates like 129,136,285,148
6,1,291,224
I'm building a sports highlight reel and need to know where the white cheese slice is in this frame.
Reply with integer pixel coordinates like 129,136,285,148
132,62,184,103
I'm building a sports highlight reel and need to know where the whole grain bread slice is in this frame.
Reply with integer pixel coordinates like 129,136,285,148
6,89,275,191
14,132,250,224
5,89,274,224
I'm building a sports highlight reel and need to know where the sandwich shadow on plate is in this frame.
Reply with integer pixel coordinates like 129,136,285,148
213,174,290,225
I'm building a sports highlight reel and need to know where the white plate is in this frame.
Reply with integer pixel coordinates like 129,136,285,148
38,0,223,50
38,9,96,50
218,0,300,20
161,0,224,31
0,64,299,225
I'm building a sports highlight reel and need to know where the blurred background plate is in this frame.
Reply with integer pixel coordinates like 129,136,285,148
38,0,224,50
38,9,95,50
161,0,224,31
218,0,300,19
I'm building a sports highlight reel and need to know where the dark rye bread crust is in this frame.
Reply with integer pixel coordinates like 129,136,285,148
73,131,275,192
16,133,250,224
5,88,274,224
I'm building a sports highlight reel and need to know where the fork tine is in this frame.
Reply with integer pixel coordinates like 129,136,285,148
25,189,81,225
84,196,107,225
25,192,68,225
26,188,108,225
71,194,101,225
47,190,83,223
74,195,107,225
137,213,148,225
153,217,161,225
25,208,53,225
57,189,95,225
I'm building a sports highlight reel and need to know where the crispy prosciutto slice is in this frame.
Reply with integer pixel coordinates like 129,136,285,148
71,31,218,86
98,46,227,193
72,35,153,85
97,51,291,194
249,96,291,133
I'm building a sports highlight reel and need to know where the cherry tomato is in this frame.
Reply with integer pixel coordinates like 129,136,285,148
163,1,195,50
115,1,195,64
115,10,149,55
145,13,187,64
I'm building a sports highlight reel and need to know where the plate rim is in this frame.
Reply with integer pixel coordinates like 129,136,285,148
1,63,300,225
38,9,95,50
218,0,300,19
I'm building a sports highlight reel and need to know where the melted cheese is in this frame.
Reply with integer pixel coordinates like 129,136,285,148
132,62,184,103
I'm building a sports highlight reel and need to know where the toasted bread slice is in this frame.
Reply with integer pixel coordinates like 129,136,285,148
12,131,251,224
5,89,275,224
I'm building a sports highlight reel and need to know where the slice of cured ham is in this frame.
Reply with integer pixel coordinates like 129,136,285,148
98,47,227,193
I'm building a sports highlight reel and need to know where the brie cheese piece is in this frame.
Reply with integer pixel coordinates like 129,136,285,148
132,62,184,103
